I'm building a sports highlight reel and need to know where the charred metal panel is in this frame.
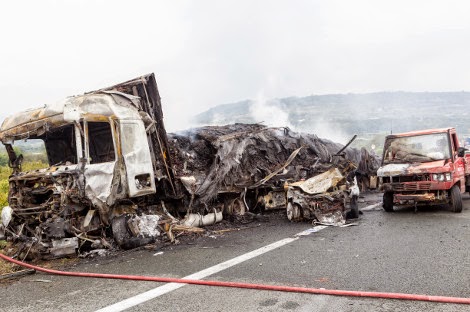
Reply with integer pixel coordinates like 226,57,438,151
286,161,359,224
84,162,116,205
119,121,156,197
99,74,176,196
260,191,287,210
0,93,142,143
289,168,344,195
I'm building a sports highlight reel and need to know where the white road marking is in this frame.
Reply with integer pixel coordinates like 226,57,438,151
295,225,328,236
96,227,327,312
361,202,382,211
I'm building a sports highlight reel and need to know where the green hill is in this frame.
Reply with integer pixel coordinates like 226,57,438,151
195,91,470,139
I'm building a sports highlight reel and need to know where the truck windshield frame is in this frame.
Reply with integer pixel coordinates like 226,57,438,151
6,123,77,170
86,121,116,164
382,132,451,164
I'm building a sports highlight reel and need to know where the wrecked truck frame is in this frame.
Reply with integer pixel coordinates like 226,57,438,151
0,74,368,259
0,74,179,258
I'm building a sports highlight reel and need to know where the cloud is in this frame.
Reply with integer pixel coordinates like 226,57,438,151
1,0,470,131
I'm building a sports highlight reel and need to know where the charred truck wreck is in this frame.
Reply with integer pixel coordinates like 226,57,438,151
0,74,372,259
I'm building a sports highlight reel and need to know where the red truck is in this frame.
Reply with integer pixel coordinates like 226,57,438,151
377,127,469,212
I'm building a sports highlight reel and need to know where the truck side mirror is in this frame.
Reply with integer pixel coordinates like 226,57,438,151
457,147,466,157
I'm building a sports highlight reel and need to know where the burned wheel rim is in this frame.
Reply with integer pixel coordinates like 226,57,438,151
226,198,246,216
286,202,302,221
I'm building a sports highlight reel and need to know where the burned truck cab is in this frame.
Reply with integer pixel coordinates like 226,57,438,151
0,90,158,257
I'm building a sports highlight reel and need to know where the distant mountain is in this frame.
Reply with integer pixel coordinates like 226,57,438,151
194,92,470,143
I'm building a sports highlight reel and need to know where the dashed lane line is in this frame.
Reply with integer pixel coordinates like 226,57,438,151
95,227,327,312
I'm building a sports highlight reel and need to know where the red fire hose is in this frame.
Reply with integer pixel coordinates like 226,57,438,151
1,252,469,305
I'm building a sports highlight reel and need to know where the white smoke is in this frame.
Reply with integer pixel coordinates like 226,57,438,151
248,91,353,145
249,92,294,129
306,117,351,145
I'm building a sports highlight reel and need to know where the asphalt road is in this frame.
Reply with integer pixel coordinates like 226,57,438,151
1,192,470,312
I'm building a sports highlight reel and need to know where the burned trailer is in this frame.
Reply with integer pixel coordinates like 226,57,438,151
168,124,363,222
0,74,178,258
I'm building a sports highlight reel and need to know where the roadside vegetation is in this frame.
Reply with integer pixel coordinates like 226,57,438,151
0,166,10,208
0,151,13,210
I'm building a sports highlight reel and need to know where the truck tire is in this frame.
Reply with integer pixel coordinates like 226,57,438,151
450,185,463,213
286,202,302,221
349,195,359,218
383,192,394,212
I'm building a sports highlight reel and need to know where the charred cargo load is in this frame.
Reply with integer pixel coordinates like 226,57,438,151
169,125,365,224
0,73,371,259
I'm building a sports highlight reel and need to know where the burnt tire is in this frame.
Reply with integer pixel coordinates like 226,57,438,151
450,185,463,213
286,202,302,221
383,192,394,212
349,195,359,218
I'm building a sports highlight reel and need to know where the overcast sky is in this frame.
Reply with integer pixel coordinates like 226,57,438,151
1,0,470,131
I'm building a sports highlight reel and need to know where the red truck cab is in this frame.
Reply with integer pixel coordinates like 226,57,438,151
377,127,470,212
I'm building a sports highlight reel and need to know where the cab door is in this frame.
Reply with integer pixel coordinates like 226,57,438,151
119,120,156,197
450,131,466,188
82,120,120,204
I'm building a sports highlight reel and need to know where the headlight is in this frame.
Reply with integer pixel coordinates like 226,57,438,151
432,173,451,182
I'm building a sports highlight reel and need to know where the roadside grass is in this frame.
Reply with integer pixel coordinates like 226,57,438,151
0,242,17,275
0,166,11,275
0,258,17,276
0,166,11,208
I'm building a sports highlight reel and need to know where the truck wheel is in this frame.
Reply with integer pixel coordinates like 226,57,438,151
286,202,302,221
349,195,359,218
450,185,463,213
383,192,394,212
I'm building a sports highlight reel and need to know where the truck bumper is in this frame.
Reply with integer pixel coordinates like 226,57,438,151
395,193,436,202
